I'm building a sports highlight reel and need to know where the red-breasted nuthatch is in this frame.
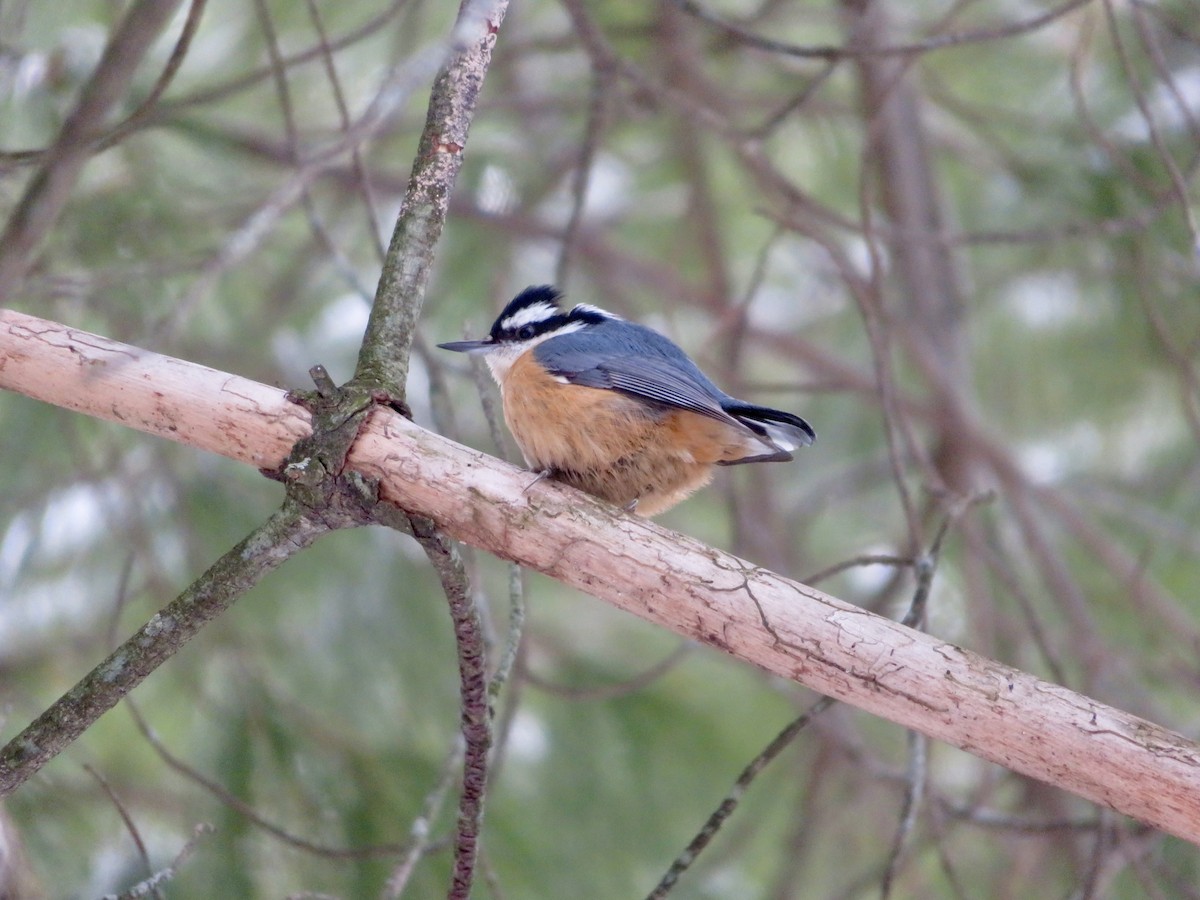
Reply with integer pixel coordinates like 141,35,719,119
439,286,815,516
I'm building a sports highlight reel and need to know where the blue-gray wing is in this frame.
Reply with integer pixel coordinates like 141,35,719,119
535,343,741,428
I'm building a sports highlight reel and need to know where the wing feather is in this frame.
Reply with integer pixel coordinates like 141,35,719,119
536,344,741,428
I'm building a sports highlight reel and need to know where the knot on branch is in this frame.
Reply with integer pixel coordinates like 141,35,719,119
265,364,410,528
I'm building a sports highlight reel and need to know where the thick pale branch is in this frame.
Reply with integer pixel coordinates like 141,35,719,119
2,309,1200,845
0,310,310,465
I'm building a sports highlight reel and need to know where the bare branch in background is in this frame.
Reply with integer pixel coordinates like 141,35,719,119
0,0,185,299
673,0,1094,60
127,701,407,860
100,824,214,900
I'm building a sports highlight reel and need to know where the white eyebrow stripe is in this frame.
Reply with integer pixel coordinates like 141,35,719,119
571,303,622,320
500,301,559,331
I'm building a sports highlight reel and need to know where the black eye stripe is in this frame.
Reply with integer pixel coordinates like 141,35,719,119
497,302,557,333
491,312,572,342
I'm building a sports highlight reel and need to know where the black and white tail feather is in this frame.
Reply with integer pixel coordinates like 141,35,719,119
719,401,815,463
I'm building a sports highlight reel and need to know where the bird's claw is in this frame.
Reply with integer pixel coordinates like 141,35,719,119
524,469,553,494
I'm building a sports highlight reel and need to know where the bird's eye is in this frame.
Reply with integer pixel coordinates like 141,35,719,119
517,324,537,340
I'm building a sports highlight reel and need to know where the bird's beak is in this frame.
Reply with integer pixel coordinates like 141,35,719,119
437,338,494,354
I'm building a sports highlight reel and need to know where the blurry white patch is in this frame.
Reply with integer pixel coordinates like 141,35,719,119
542,153,633,224
0,52,48,100
507,708,550,763
477,164,517,215
60,27,107,80
842,234,889,281
317,292,372,342
1017,422,1101,484
1113,66,1200,141
406,354,432,426
272,292,369,383
845,548,898,594
582,154,633,218
0,514,33,586
700,865,753,898
1110,378,1188,478
512,240,561,288
1001,271,1089,329
747,238,849,329
0,464,183,657
36,482,109,559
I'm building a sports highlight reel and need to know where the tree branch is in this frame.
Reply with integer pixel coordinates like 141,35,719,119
351,0,509,400
0,0,185,300
0,499,328,795
407,518,491,900
2,310,1200,845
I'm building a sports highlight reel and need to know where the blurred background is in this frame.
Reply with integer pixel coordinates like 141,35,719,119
1,0,1198,896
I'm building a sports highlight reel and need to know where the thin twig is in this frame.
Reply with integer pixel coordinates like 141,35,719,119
881,729,928,898
105,553,138,651
301,0,389,263
1067,13,1162,200
100,824,214,900
112,0,210,137
254,0,376,303
884,500,981,894
1101,0,1199,251
555,53,616,287
489,562,526,703
645,696,835,899
801,553,912,587
84,764,161,900
382,738,465,898
523,642,692,702
153,166,324,342
127,701,407,859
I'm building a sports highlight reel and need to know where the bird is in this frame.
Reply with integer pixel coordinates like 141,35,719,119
438,285,814,516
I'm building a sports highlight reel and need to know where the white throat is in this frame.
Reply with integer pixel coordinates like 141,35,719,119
483,321,585,383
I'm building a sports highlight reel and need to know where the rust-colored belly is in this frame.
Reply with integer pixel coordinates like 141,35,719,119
501,351,759,515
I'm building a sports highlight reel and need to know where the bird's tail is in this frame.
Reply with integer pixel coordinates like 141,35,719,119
725,402,816,459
